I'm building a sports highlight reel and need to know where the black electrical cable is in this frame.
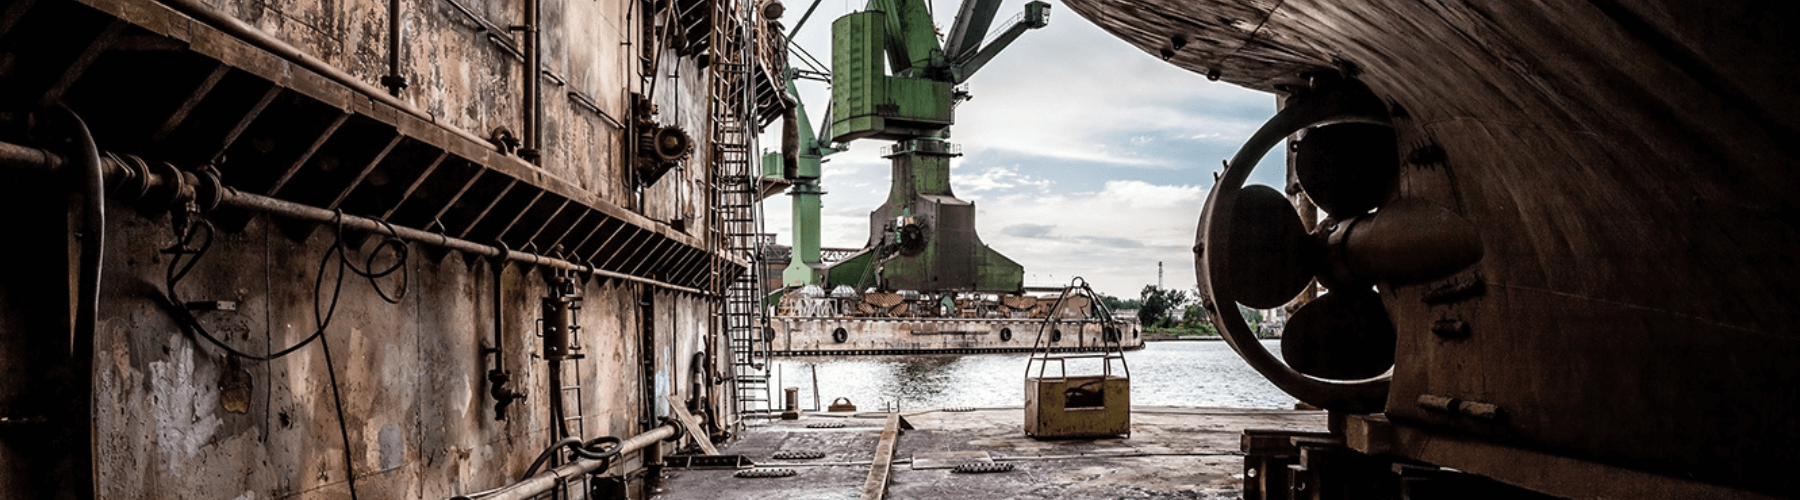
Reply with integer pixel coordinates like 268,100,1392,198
161,211,411,500
164,213,410,360
319,328,360,500
520,436,623,480
334,214,409,303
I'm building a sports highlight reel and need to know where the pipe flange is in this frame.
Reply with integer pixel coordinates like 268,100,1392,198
143,159,183,211
189,167,224,212
108,152,151,201
660,417,686,442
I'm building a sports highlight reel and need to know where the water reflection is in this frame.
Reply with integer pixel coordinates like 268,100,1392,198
765,340,1296,411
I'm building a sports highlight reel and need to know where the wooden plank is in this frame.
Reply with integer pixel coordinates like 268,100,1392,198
539,209,590,251
211,85,282,163
40,19,126,107
859,411,904,500
513,197,569,244
426,168,489,228
456,178,517,239
0,0,39,40
622,239,673,277
327,134,404,209
150,62,229,142
264,110,349,196
490,190,546,244
665,396,718,455
378,150,447,219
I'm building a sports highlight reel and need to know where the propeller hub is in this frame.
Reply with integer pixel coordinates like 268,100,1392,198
1322,199,1483,289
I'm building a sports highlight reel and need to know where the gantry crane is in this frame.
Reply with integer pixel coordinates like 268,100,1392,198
769,0,1051,293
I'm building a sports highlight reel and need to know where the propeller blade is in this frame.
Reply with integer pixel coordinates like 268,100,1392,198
1225,184,1316,309
1280,289,1396,380
1295,122,1398,217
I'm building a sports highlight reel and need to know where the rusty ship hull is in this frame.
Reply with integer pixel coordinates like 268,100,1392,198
1064,0,1799,498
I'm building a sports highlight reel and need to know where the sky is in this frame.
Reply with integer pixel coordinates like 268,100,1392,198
758,0,1288,299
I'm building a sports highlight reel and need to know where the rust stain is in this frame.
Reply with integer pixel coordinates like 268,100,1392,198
219,355,253,414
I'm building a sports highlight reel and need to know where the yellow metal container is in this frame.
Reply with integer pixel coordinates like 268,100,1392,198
1024,375,1130,438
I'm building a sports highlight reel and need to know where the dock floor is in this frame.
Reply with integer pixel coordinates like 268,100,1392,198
656,406,1326,499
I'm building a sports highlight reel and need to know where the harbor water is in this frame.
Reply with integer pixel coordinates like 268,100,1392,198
764,339,1296,411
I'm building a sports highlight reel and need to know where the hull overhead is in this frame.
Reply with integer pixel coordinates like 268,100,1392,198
1065,0,1799,497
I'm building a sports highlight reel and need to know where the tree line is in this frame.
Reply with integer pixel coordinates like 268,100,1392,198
1099,285,1266,335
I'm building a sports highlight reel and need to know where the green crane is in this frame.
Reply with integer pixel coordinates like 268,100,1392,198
776,0,1049,293
766,73,846,287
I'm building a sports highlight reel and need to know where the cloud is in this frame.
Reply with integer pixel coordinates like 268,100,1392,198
754,0,1280,296
975,180,1209,296
1001,223,1056,238
952,164,1053,193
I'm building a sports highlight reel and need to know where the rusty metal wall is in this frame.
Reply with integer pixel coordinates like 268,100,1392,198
0,0,729,498
85,206,700,499
207,0,709,216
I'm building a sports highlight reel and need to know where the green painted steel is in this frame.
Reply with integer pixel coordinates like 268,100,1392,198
829,9,956,143
824,250,875,290
782,181,827,287
780,74,844,287
857,146,1023,292
795,0,1049,292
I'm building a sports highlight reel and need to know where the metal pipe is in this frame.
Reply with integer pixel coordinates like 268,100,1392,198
222,193,706,293
153,0,496,154
486,256,525,421
382,0,407,95
458,424,677,500
0,141,709,295
54,106,104,358
519,0,541,163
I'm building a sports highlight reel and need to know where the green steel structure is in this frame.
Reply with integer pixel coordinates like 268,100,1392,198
777,0,1049,293
766,77,845,287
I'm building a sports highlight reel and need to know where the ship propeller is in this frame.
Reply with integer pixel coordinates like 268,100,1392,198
1222,184,1317,310
1196,76,1482,413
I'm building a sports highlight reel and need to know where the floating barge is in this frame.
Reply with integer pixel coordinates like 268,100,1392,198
762,283,1143,356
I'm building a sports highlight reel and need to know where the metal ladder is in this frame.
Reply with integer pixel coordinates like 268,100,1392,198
554,354,588,496
560,355,586,440
705,0,770,427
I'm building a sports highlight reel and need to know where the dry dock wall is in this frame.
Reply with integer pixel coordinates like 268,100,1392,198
0,0,746,498
88,211,713,499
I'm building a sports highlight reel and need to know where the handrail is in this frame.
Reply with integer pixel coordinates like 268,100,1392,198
1023,277,1129,381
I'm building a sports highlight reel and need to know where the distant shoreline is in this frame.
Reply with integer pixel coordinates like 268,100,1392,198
1143,335,1279,342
